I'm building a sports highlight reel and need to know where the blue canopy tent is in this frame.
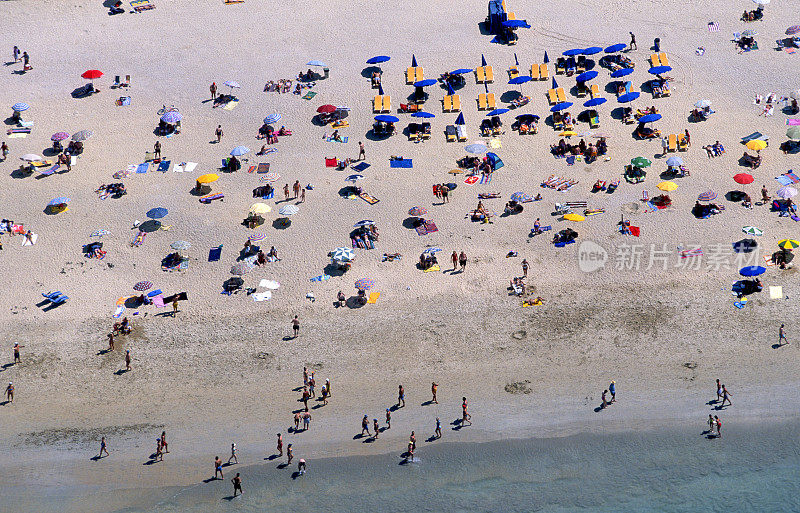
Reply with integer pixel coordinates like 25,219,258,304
486,152,504,170
611,68,633,78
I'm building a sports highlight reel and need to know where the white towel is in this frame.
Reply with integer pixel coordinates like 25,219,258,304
184,162,197,173
252,291,272,302
174,163,184,173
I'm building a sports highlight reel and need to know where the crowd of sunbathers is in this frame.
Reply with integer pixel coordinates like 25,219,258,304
701,141,726,158
692,201,724,218
741,9,763,22
460,155,496,175
550,137,607,162
257,124,292,142
418,252,438,270
741,151,762,168
95,183,127,199
264,79,293,94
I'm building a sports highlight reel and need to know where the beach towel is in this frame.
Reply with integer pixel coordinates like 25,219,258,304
327,136,349,143
173,163,184,173
479,173,493,185
113,305,125,318
183,162,197,173
247,165,257,174
787,120,800,126
325,157,338,167
21,233,37,246
222,100,239,110
415,224,428,236
116,96,131,106
131,0,155,11
151,294,166,307
707,22,719,32
680,247,703,258
367,292,381,303
39,164,59,176
257,163,270,173
351,162,370,172
156,160,170,172
423,264,440,272
424,220,438,234
208,245,222,262
389,159,413,168
565,156,575,166
7,133,26,138
785,48,797,55
359,192,380,205
224,0,245,3
770,286,784,299
776,175,793,186
136,162,149,174
302,91,317,100
200,193,224,203
554,239,576,248
130,231,145,247
310,275,331,282
464,176,479,185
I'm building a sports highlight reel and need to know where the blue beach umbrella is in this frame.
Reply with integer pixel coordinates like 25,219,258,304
263,113,281,124
509,76,532,85
563,48,584,56
367,56,390,64
12,102,29,112
146,207,168,219
637,113,662,123
543,51,549,63
611,68,633,78
487,108,510,116
648,66,672,75
551,77,558,89
739,266,766,277
582,46,603,55
411,111,435,118
617,92,640,103
414,79,436,87
230,145,250,156
465,143,489,154
665,156,684,167
514,53,519,66
48,197,71,206
374,114,399,123
353,220,374,227
160,111,182,123
451,68,473,75
306,60,326,67
411,54,418,67
576,70,598,82
584,97,607,107
605,43,627,53
550,102,573,112
446,82,455,96
455,112,465,125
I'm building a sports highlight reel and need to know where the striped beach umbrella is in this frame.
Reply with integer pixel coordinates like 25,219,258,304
133,281,153,291
263,113,281,124
332,247,355,262
408,206,428,217
776,186,797,199
510,192,531,203
778,239,800,249
742,226,763,236
51,132,70,141
278,204,299,216
12,102,29,112
787,26,800,36
260,173,280,182
249,233,267,242
354,278,374,290
698,191,717,202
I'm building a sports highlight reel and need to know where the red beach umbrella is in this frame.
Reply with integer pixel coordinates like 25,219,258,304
317,104,336,114
81,69,104,80
734,173,754,185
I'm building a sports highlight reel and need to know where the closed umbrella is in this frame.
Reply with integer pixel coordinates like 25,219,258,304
631,157,652,168
610,68,633,78
734,173,754,184
133,281,153,291
745,140,767,151
465,143,488,154
263,113,281,124
604,43,627,53
583,97,607,107
230,145,250,156
71,130,93,142
146,207,168,219
161,111,182,123
455,112,465,125
171,241,192,250
411,54,418,67
12,102,29,112
776,186,798,199
197,173,219,184
778,239,800,249
617,92,640,103
657,181,678,191
354,278,374,290
665,156,683,167
648,66,672,75
51,132,70,141
20,153,41,162
698,191,717,201
481,54,487,67
564,213,585,221
332,247,355,262
279,204,299,216
248,233,266,242
543,51,549,64
739,265,766,276
317,104,337,114
786,126,800,140
408,206,428,217
742,226,763,236
231,262,254,275
550,102,572,112
250,203,272,214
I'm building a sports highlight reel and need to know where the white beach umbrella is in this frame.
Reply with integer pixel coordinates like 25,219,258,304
776,186,798,199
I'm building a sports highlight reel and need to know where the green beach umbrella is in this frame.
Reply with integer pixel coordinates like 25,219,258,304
742,226,763,236
630,156,652,168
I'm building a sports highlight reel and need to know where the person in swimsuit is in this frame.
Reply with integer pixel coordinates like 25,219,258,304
462,397,472,426
99,437,109,458
298,458,306,473
601,390,608,409
5,382,13,403
716,379,722,402
303,412,311,431
161,431,169,453
373,419,379,439
232,473,243,496
13,342,23,364
326,378,331,397
292,315,300,337
609,381,616,403
155,438,163,461
721,385,732,407
286,444,293,464
431,382,438,404
228,443,238,464
125,350,131,371
779,324,788,346
294,412,300,431
398,384,405,408
451,251,458,270
385,409,391,429
302,387,310,412
107,333,114,351
406,442,414,461
214,456,224,479
714,416,722,437
276,433,283,456
362,415,371,436
708,414,715,435
435,417,442,439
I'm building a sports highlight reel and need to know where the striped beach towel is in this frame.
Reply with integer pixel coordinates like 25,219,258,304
680,247,703,259
707,22,719,32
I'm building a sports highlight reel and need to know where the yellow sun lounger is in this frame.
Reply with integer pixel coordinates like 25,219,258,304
451,95,461,112
476,66,486,83
668,134,677,151
485,65,494,83
658,52,669,67
373,95,382,113
383,95,391,112
530,65,539,80
478,93,488,110
548,88,558,104
487,93,496,109
406,67,415,84
508,66,519,80
650,54,661,68
590,83,600,98
556,87,566,103
539,63,549,80
443,95,453,112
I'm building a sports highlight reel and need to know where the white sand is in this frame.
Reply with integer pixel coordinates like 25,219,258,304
0,0,799,507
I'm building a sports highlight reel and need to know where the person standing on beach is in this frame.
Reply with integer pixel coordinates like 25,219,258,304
779,324,788,345
125,350,131,371
661,136,668,157
629,32,637,50
13,342,23,364
99,437,109,458
214,456,224,479
107,332,114,351
13,46,20,63
362,415,371,436
300,187,306,203
161,431,169,453
601,390,609,409
708,414,715,435
1,142,9,161
283,184,290,201
231,473,242,497
210,82,217,101
5,382,13,403
721,385,732,407
302,386,310,412
609,381,616,403
462,397,472,426
684,129,691,147
398,384,405,408
172,298,179,316
326,378,331,397
451,251,458,271
22,51,29,68
459,251,467,272
293,412,300,431
521,259,529,278
435,417,442,439
291,315,300,338
287,444,294,465
228,443,238,464
303,412,311,431
716,379,722,402
298,458,306,474
276,433,283,456
293,180,301,199
431,382,438,404
714,416,722,437
358,141,365,161
385,408,391,429
373,419,379,439
153,140,161,159
215,125,223,143
320,383,328,405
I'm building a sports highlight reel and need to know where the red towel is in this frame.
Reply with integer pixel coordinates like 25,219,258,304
629,226,640,237
325,158,338,167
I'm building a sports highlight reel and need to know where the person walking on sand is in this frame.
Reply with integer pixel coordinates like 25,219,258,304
431,382,438,404
410,431,417,452
13,46,20,63
459,251,467,272
1,141,8,161
398,384,405,408
435,417,442,439
291,315,300,338
276,433,283,456
300,187,306,203
302,386,309,412
629,32,637,51
714,416,722,437
362,415,371,436
358,141,365,161
171,298,179,317
210,82,217,101
385,408,391,429
779,324,788,345
326,378,331,397
721,385,732,407
13,342,23,364
125,350,131,371
661,136,668,156
22,51,29,67
154,438,164,461
107,332,114,351
298,458,306,474
716,379,722,402
320,383,328,405
160,431,169,453
228,443,238,465
215,125,223,143
99,437,110,458
684,129,691,147
609,381,616,403
283,184,290,201
762,185,770,203
231,473,242,497
521,259,529,278
373,419,379,439
451,251,458,271
286,444,293,465
5,382,13,403
293,412,300,431
303,411,311,431
214,456,224,479
462,397,472,426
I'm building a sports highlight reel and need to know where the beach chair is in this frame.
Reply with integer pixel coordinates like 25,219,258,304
547,88,558,104
650,54,661,67
539,64,549,80
112,76,121,88
487,93,496,109
508,66,519,80
658,53,669,66
456,125,467,141
123,75,130,87
476,66,486,83
445,125,457,142
484,66,494,83
406,67,416,84
577,56,587,73
576,83,588,98
556,58,566,74
556,88,566,103
478,93,488,110
590,83,600,98
442,95,453,112
373,95,382,113
530,65,540,80
383,95,391,112
589,111,600,128
416,68,424,82
668,134,677,151
451,95,461,112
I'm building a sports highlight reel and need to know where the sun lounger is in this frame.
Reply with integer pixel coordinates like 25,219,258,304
668,134,677,151
658,52,669,66
373,95,382,113
650,54,661,67
590,84,599,98
539,64,549,80
200,193,224,203
406,67,416,84
548,88,558,104
508,66,519,80
484,66,494,83
589,112,600,128
476,66,486,83
556,88,566,103
445,125,457,142
556,58,566,74
443,95,453,112
530,65,539,80
383,95,391,112
43,291,62,300
478,93,488,110
487,93,496,109
677,134,688,151
456,125,467,141
451,95,461,112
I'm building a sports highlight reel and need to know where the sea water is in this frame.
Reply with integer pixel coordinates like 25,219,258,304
132,421,800,513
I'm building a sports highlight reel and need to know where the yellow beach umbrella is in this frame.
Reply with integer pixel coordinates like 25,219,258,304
778,239,800,249
745,139,767,151
564,213,585,222
197,173,219,184
448,169,463,175
657,181,678,191
249,203,272,215
559,130,578,137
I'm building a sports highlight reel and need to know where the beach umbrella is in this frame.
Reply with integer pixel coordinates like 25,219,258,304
230,145,250,156
465,143,489,154
171,240,192,250
408,206,428,217
739,265,766,276
610,68,633,78
133,281,153,291
81,69,103,87
694,99,712,109
20,153,41,162
374,114,399,123
563,213,585,221
249,203,272,214
786,126,800,140
509,75,532,85
138,220,161,232
346,174,364,182
231,262,254,276
11,102,29,112
605,43,627,53
734,173,754,184
367,56,390,64
617,92,640,103
637,113,661,123
353,220,374,227
698,191,717,202
71,130,93,142
354,278,374,290
550,102,573,112
583,97,607,107
776,186,798,199
665,156,684,167
510,192,531,202
576,70,598,82
261,172,280,183
411,111,435,118
559,130,578,137
223,80,241,90
487,108,510,116
279,204,299,216
657,181,678,191
248,233,266,242
451,68,473,75
648,66,672,75
752,0,769,4
742,29,758,37
377,83,385,96
146,207,168,219
631,156,651,168
455,112,465,125
787,26,800,36
551,77,558,89
448,169,462,175
778,239,800,249
515,113,540,121
414,79,436,87
563,48,584,56
745,139,767,151
317,104,337,114
481,54,487,67
48,197,70,206
51,132,70,141
263,113,281,124
306,60,326,67
160,111,182,124
582,47,603,55
502,19,530,28
743,226,763,236
332,247,355,262
197,173,219,184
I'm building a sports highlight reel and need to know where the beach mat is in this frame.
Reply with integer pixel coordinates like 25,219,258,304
423,264,440,273
351,162,370,172
302,91,317,100
208,245,222,262
390,159,413,168
359,192,380,205
770,286,784,299
464,176,479,185
325,157,338,167
788,119,800,126
184,162,197,173
222,100,239,110
367,292,380,303
7,133,26,138
257,163,270,173
247,165,256,174
424,220,438,234
136,162,149,173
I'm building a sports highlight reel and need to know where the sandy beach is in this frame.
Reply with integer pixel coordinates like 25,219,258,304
1,0,799,510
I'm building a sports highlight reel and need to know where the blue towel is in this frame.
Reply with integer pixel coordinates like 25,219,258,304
157,160,170,172
390,159,413,168
776,175,793,186
352,162,370,172
565,156,575,166
554,239,576,248
136,162,149,173
208,245,222,262
263,190,274,199
147,289,163,297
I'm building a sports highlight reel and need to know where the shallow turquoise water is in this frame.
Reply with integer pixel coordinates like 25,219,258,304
135,421,800,513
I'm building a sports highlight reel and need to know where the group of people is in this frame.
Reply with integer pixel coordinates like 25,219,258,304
257,124,291,143
550,137,607,162
264,79,293,93
432,183,451,202
701,141,726,158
